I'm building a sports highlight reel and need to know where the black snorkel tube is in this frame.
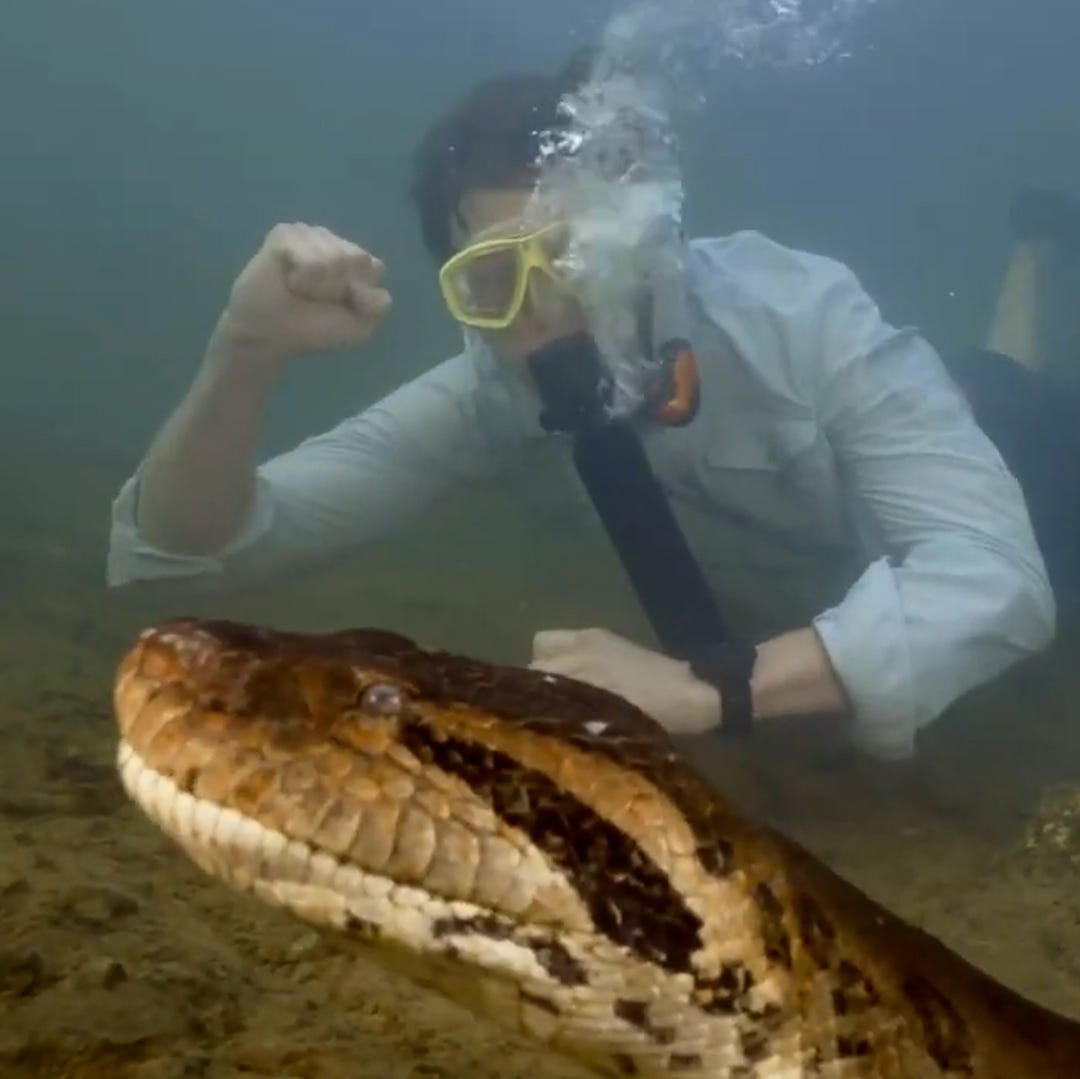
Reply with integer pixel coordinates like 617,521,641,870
527,331,757,735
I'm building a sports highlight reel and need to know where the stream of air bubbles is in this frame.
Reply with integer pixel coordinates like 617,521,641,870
529,0,882,416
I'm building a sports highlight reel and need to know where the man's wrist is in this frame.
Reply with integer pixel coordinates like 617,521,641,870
206,313,290,388
688,639,758,737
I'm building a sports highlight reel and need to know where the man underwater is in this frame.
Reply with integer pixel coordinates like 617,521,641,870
107,53,1068,761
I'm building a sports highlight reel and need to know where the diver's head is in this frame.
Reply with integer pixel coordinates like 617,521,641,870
408,52,599,364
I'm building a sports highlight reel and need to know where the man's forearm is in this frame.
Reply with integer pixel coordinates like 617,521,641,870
135,317,282,556
750,626,851,720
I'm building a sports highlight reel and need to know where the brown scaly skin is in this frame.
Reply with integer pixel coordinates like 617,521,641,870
113,618,1080,1078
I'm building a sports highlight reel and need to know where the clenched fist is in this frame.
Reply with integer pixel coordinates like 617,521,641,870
221,223,392,366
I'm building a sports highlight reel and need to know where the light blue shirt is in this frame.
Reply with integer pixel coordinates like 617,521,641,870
106,230,1055,759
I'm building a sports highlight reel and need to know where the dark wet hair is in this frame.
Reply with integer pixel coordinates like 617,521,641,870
408,48,595,264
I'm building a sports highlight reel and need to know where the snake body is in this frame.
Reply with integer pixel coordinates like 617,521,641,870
113,617,1080,1077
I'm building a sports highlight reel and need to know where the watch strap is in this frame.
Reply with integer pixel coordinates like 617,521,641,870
688,638,758,737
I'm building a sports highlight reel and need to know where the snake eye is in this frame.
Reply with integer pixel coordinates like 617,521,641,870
360,682,407,718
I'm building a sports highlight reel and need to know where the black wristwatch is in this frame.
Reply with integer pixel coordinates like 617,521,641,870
688,638,758,737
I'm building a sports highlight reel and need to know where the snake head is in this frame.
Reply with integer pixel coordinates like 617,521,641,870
115,617,709,934
114,617,762,1074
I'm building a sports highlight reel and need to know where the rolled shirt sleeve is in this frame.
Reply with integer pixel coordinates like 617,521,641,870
106,349,513,589
801,256,1056,758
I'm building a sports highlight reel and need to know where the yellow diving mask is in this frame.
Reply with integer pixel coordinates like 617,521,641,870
438,220,574,330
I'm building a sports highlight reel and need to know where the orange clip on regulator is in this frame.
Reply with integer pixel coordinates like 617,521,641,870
646,338,700,426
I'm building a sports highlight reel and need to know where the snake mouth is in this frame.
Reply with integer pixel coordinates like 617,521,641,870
116,736,603,1033
116,737,511,948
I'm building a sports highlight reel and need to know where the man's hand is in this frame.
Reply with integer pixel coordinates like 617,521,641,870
221,222,392,369
530,627,720,735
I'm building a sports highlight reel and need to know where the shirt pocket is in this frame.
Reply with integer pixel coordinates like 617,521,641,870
691,413,850,555
647,413,854,637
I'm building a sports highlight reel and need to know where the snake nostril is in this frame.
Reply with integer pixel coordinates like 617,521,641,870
359,682,407,718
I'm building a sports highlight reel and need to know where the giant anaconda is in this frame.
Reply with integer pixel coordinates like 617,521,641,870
112,617,1080,1077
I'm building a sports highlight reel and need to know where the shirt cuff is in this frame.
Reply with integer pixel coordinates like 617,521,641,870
105,472,274,587
812,557,918,761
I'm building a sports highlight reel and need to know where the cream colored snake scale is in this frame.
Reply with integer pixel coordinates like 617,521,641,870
112,617,1080,1078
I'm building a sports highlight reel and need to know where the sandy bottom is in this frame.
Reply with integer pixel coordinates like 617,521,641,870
2,439,1079,1078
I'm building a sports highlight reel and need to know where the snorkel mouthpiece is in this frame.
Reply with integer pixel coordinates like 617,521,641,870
527,331,614,434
